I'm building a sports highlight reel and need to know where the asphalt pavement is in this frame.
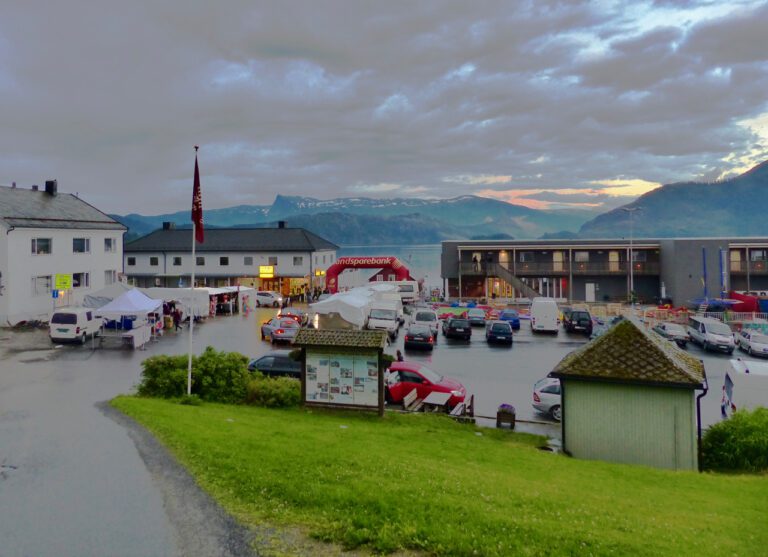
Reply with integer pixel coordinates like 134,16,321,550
0,304,736,555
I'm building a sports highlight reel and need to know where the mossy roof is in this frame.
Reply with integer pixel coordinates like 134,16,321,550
550,319,705,388
294,329,387,350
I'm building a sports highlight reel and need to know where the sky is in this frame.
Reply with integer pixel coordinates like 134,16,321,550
1,0,767,215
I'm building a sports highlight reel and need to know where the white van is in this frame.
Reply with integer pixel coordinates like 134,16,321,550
393,281,419,304
687,316,735,354
722,359,768,418
366,301,400,339
49,307,101,344
530,297,559,334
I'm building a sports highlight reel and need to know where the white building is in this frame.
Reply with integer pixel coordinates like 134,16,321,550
0,181,126,325
124,222,338,297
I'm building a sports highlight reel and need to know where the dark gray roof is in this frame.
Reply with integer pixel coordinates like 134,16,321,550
550,319,705,388
0,186,125,230
294,329,387,349
125,227,338,253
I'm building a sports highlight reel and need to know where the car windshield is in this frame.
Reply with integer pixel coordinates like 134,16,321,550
492,323,511,332
468,309,485,317
398,285,414,292
451,319,469,327
572,312,590,320
752,334,768,344
51,313,77,324
709,322,732,335
415,312,436,322
500,311,518,318
665,324,685,335
416,365,443,384
409,325,431,335
370,309,397,319
280,320,299,328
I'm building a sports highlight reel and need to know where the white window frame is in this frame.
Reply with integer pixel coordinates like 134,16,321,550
73,238,91,254
149,256,159,267
127,257,136,266
73,272,90,289
31,238,53,255
293,256,303,266
104,238,116,253
104,269,117,285
244,256,253,266
31,275,52,296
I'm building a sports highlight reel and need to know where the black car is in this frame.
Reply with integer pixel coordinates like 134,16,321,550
248,350,301,378
443,318,471,341
485,320,513,345
404,324,435,351
564,310,593,335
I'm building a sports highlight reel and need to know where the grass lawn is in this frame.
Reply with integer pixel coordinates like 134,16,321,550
112,396,768,556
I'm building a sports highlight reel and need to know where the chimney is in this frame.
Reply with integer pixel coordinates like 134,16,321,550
278,220,286,229
32,185,39,191
45,179,58,196
162,222,176,230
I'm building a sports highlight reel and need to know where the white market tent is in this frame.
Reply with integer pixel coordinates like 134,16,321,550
95,289,163,320
142,287,210,318
309,284,396,328
82,282,134,308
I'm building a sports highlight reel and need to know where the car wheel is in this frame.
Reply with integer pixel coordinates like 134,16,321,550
273,301,279,308
728,349,734,355
550,405,561,422
703,341,710,352
748,346,753,356
80,333,86,345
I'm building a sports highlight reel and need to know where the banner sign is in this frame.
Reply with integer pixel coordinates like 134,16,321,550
259,265,274,278
54,274,72,290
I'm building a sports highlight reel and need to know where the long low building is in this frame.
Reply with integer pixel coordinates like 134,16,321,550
124,222,338,299
441,237,768,305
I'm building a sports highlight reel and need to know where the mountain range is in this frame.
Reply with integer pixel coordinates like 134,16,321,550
112,161,768,245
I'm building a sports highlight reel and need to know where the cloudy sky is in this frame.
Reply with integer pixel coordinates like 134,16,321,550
1,1,767,215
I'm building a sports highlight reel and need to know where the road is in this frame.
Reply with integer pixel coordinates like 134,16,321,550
0,304,736,555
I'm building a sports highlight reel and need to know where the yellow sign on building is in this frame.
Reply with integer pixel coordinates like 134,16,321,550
259,265,274,278
54,274,72,290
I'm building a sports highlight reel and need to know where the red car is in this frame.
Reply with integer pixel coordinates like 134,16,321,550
386,361,466,408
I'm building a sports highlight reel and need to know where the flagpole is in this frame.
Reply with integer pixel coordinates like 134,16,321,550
187,220,195,395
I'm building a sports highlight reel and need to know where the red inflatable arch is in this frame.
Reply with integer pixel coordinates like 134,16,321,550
325,256,412,293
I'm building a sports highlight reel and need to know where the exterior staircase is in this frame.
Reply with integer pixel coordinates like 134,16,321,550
486,263,541,300
697,302,709,314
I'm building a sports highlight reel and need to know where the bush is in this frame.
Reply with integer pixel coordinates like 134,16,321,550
137,347,250,404
179,394,202,406
245,375,301,408
702,407,768,473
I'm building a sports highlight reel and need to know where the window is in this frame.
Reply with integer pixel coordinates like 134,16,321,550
519,252,534,262
322,255,326,264
220,256,229,266
104,238,116,252
631,251,647,262
293,256,303,266
31,275,52,296
173,257,182,266
268,256,278,266
73,272,90,288
31,238,52,255
105,270,117,285
574,251,590,263
196,257,205,266
751,249,767,261
244,256,253,266
73,238,90,253
127,257,136,266
149,257,159,266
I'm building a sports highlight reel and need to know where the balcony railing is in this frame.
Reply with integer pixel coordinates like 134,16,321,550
730,261,768,274
460,261,660,276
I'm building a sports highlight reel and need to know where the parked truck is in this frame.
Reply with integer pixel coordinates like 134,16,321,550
721,359,768,418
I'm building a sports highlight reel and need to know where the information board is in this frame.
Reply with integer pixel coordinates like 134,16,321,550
305,349,380,409
55,274,72,290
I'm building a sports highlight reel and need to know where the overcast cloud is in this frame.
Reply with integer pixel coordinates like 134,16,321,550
1,0,767,214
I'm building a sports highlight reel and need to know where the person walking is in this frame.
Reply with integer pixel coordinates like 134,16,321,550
396,349,404,362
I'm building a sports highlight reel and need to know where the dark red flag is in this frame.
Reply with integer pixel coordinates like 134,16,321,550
191,149,204,243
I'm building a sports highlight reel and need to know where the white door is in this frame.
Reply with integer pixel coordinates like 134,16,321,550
585,283,596,303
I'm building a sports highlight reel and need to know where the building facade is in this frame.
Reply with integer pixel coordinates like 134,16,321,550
0,182,126,325
441,238,768,305
124,223,338,298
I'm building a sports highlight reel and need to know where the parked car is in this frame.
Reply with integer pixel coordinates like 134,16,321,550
255,291,283,307
278,309,309,326
532,378,561,421
652,322,690,348
467,308,487,327
49,307,101,344
497,309,520,330
260,317,300,343
386,361,466,408
687,316,735,354
563,310,593,336
443,317,471,341
404,324,435,351
412,309,439,337
530,297,559,333
248,350,301,378
736,329,768,357
485,320,513,345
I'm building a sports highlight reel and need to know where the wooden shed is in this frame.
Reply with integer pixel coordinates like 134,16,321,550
550,319,706,471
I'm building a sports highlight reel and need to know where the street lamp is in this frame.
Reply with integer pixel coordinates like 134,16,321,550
622,207,642,305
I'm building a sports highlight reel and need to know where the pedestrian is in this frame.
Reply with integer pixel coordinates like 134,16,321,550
472,255,479,271
396,349,404,362
173,309,182,331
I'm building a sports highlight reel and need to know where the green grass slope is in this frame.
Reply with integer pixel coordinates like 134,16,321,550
112,397,768,556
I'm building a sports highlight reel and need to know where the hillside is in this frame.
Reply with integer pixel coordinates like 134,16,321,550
578,161,768,238
113,194,593,244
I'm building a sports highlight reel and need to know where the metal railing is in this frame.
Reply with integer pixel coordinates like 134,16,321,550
729,261,768,273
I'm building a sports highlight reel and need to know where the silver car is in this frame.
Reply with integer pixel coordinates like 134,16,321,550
533,378,561,421
260,317,299,344
737,329,768,357
255,291,283,307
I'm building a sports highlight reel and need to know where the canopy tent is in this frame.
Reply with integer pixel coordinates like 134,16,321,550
95,289,163,320
82,282,134,309
310,289,374,328
142,287,210,317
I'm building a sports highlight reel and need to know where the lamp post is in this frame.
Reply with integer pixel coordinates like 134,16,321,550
622,207,642,305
